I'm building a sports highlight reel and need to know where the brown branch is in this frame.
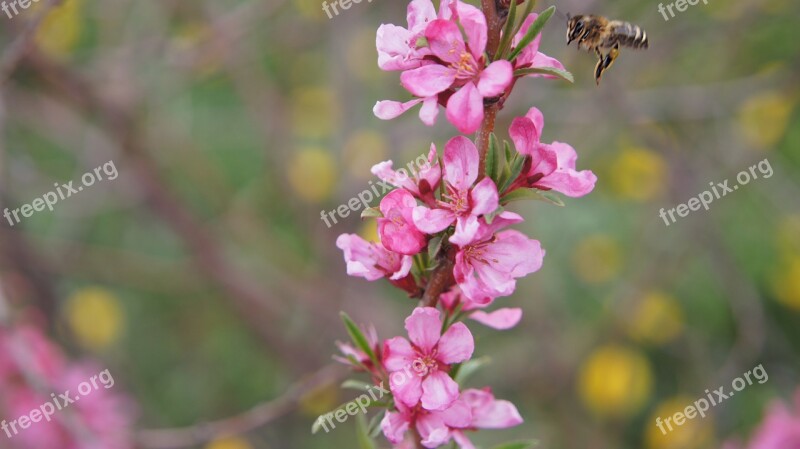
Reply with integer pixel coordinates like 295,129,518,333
20,49,317,372
0,0,63,85
137,364,345,449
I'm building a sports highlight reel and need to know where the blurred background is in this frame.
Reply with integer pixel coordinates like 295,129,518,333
0,0,798,448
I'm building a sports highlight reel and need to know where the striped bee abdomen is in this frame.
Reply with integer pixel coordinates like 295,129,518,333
609,21,649,50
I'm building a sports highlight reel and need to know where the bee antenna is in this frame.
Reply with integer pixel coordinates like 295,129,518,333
566,12,571,20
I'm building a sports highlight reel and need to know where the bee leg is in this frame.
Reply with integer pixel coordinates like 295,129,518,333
595,45,621,85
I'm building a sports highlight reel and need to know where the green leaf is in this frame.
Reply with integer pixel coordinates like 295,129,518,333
453,356,491,384
501,187,565,206
491,440,540,449
356,413,377,449
507,5,556,62
499,154,527,194
513,66,574,83
340,312,378,366
486,132,497,180
427,235,444,261
361,207,383,219
341,379,373,392
484,206,505,225
415,36,429,48
494,0,518,60
311,413,330,434
368,410,386,438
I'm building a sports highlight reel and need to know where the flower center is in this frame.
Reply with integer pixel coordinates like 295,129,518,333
412,353,439,376
464,237,499,265
451,51,478,80
438,184,470,215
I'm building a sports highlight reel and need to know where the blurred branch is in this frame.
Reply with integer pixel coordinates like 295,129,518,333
0,0,63,86
20,49,317,371
136,363,345,449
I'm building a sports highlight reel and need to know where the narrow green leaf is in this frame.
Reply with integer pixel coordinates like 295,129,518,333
491,440,540,449
453,356,491,384
341,379,373,392
513,66,574,83
507,5,556,62
484,206,505,225
494,0,518,60
427,235,443,261
311,413,329,434
361,207,383,219
356,413,377,449
501,187,565,206
486,132,497,179
499,154,527,194
340,312,377,366
368,410,386,438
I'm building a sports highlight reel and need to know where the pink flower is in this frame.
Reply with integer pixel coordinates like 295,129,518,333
382,399,472,448
383,307,474,411
441,287,523,330
510,13,567,79
508,107,596,197
378,189,428,256
376,0,438,71
372,143,442,206
453,211,544,303
375,2,513,134
336,234,413,281
333,324,380,370
412,136,499,246
450,388,524,449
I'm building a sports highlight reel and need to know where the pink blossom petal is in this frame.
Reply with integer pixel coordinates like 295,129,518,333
417,414,452,448
450,214,481,247
452,431,477,449
472,398,523,428
381,410,411,444
441,1,487,59
407,0,437,32
374,99,423,120
419,97,440,126
469,308,523,330
377,24,418,71
509,116,541,156
446,82,484,134
438,398,473,428
443,135,480,189
535,142,597,197
389,256,414,280
527,52,567,78
401,64,456,98
436,322,474,364
413,206,455,234
425,19,466,64
477,60,513,97
469,177,499,215
405,307,442,353
391,369,424,408
421,370,460,410
384,337,417,372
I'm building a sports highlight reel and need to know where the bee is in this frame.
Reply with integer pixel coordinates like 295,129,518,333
566,14,649,85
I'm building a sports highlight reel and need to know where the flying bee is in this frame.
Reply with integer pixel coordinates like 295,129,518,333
566,14,649,85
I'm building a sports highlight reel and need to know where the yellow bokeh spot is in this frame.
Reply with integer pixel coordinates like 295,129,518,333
646,396,715,449
628,291,685,346
738,92,795,150
608,147,666,201
292,0,326,21
776,214,800,252
34,0,82,58
298,382,340,416
578,344,653,418
64,287,124,351
346,27,382,83
772,255,800,311
572,235,622,284
205,437,253,449
359,219,379,243
291,87,339,140
288,147,337,203
343,130,388,180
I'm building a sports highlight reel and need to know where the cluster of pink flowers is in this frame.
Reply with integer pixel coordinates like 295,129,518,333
0,325,134,449
333,0,595,447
